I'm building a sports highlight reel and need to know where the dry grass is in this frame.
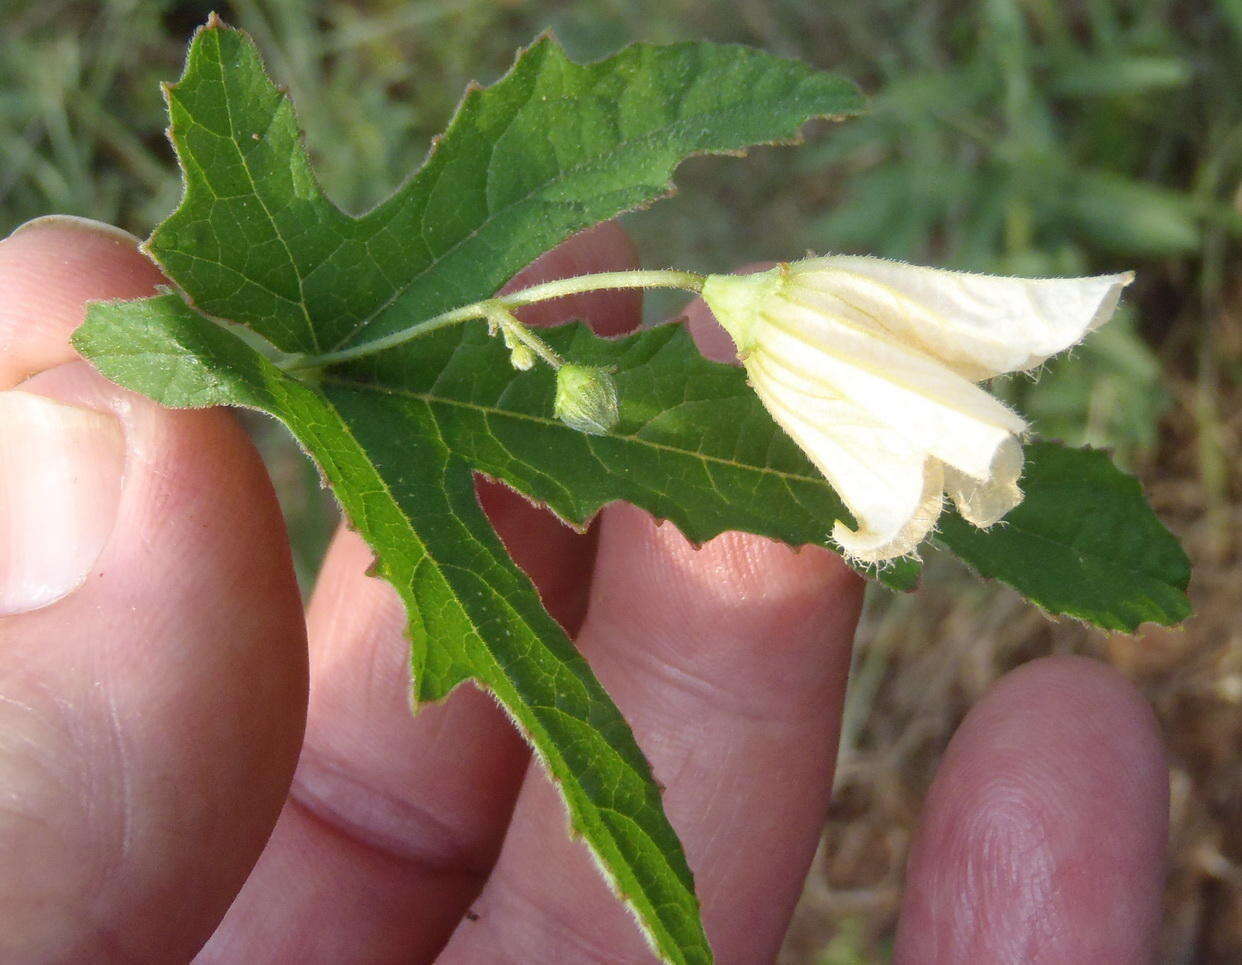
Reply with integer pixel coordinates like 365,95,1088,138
781,306,1242,962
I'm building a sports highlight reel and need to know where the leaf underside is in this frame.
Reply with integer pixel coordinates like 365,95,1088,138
73,17,1190,965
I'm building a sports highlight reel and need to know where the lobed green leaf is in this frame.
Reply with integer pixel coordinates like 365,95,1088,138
75,294,711,962
76,18,866,962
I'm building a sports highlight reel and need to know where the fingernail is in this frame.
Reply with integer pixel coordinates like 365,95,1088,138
0,391,124,615
5,215,141,246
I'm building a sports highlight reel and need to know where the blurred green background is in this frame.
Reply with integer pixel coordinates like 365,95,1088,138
4,0,1239,959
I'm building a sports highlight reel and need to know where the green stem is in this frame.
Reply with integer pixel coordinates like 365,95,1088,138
495,268,705,308
279,269,705,370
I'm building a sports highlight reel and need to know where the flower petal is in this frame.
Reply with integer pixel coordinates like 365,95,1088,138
789,256,1132,381
943,435,1024,527
833,463,944,563
754,301,1025,481
746,365,941,561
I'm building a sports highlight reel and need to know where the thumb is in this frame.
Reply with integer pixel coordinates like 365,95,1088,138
0,217,308,959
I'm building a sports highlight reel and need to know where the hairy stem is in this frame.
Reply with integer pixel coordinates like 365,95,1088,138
279,269,705,370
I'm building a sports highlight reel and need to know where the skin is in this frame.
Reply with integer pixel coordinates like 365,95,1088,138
0,218,1169,963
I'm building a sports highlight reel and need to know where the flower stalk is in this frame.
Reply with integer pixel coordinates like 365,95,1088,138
279,269,705,371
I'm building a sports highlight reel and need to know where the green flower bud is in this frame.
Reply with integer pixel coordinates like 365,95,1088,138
553,364,619,435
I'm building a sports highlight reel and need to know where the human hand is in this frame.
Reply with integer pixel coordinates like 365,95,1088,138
0,216,1168,962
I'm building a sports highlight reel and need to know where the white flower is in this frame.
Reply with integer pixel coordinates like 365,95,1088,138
700,256,1132,563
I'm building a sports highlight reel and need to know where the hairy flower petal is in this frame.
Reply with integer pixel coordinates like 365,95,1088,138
943,436,1024,528
702,257,1131,563
756,302,1026,480
751,374,938,556
789,257,1133,381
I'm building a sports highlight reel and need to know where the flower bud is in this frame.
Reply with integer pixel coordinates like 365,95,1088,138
553,364,619,436
508,343,536,371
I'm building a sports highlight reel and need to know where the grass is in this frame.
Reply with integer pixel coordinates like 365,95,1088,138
4,0,1239,958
